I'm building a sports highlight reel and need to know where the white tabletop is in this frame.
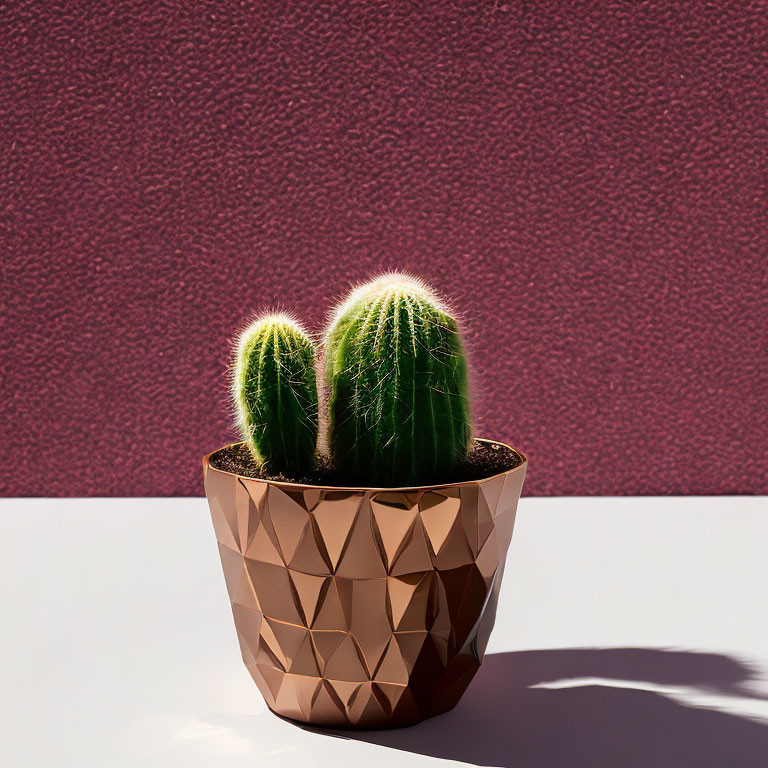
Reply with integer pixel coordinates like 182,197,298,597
1,496,766,767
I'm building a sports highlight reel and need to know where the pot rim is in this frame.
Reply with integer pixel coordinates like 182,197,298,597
203,437,527,493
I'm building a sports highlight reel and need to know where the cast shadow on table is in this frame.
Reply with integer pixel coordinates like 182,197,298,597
320,648,768,768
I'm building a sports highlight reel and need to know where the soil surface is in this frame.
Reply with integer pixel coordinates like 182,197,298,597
208,440,523,487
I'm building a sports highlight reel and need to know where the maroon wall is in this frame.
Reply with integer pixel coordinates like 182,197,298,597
2,1,766,496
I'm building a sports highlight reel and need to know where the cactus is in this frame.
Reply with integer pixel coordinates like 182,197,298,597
325,274,471,486
232,314,318,475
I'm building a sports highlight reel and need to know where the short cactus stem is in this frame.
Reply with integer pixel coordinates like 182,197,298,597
233,314,318,475
325,274,471,486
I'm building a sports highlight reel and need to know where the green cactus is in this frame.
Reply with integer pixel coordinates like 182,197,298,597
325,274,471,486
232,314,318,475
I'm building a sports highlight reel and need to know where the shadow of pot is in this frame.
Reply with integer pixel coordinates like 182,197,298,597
203,439,527,729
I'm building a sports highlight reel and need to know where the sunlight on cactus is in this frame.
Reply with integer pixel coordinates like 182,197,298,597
325,273,471,486
232,314,318,475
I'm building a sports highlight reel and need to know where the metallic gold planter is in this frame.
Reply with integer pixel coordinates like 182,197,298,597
203,440,527,729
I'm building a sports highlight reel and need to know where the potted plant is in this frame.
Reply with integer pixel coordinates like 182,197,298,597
203,274,527,729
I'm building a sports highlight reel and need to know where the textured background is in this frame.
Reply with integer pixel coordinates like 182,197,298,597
1,1,766,497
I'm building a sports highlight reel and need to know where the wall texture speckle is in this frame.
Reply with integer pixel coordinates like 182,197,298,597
1,1,766,496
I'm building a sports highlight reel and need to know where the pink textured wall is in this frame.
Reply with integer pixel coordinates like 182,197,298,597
2,1,766,497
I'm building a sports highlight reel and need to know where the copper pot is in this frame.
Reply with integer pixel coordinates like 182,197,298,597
203,440,527,729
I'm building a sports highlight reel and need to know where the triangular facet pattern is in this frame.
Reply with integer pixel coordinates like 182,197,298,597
204,447,526,728
312,493,360,570
371,492,420,570
268,487,311,564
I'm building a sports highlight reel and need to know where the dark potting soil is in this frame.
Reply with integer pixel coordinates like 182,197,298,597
208,440,523,488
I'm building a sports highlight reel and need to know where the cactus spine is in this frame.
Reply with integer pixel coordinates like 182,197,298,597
233,314,318,475
325,274,471,486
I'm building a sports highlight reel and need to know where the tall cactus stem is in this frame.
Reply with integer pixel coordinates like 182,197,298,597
325,274,471,486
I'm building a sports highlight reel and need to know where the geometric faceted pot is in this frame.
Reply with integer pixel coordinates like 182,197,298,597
203,439,527,729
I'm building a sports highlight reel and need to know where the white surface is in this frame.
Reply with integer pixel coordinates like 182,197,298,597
1,496,767,767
